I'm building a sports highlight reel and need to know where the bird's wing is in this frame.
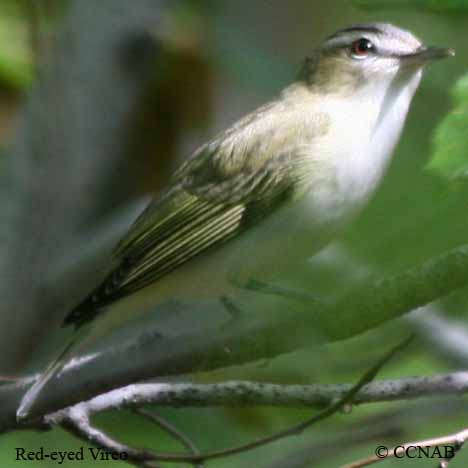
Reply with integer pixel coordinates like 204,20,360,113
64,101,313,327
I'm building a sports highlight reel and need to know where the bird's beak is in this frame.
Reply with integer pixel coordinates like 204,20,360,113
401,46,455,66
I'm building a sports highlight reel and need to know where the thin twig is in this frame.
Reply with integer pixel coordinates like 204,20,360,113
59,407,162,468
341,428,468,468
266,401,462,468
47,337,410,465
437,433,466,468
134,408,204,468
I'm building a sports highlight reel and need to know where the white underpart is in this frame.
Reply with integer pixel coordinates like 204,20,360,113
234,67,424,282
306,67,423,222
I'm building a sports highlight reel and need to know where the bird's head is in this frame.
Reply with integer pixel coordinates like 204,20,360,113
300,23,454,96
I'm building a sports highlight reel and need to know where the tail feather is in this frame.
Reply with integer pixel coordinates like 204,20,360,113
62,297,101,329
16,327,87,421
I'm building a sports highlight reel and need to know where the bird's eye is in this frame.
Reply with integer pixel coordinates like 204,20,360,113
351,38,375,59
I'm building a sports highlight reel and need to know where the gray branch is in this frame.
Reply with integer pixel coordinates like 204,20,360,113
1,241,465,426
22,351,397,465
2,371,468,437
42,371,468,419
0,370,464,467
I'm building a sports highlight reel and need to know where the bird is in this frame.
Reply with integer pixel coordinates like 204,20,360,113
17,23,454,419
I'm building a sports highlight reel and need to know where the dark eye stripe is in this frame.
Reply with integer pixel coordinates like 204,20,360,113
327,25,382,41
340,26,382,35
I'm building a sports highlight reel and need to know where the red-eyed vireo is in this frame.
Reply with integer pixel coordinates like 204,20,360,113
18,23,454,419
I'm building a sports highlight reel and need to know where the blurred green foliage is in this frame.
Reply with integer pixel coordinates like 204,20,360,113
429,74,468,180
0,2,33,89
1,1,468,467
353,0,468,13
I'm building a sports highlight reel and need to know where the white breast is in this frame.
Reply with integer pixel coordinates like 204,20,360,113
302,69,423,224
215,72,424,287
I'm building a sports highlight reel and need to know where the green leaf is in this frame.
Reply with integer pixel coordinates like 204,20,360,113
353,0,468,13
428,74,468,181
0,54,33,89
0,7,34,89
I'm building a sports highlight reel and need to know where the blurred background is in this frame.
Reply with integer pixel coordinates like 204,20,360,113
0,0,468,466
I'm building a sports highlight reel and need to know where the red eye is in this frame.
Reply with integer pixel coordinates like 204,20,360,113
351,38,374,58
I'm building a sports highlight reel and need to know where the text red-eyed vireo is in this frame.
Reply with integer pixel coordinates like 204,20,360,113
18,23,454,419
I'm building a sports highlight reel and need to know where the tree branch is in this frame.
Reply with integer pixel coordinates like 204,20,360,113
134,408,204,468
4,242,468,424
20,371,468,424
41,345,395,466
4,369,468,443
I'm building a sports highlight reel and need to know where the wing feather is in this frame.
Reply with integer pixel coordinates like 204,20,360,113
64,99,310,328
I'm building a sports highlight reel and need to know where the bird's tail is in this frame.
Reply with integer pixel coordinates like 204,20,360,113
16,326,89,421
